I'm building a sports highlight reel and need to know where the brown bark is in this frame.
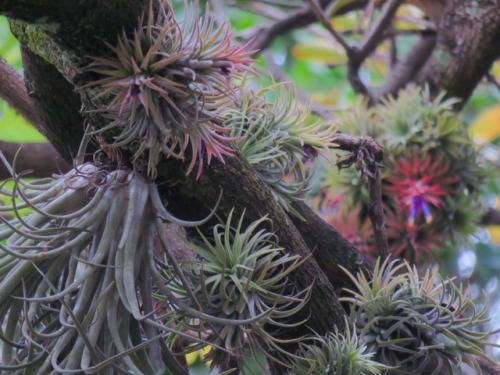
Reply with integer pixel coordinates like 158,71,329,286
0,56,41,129
0,141,71,179
416,0,500,106
20,47,87,163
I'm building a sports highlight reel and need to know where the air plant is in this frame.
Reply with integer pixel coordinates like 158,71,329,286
376,86,465,157
289,321,390,375
0,154,221,374
385,152,459,227
224,82,335,215
384,206,447,262
83,0,254,178
318,85,487,262
161,210,310,370
341,258,497,375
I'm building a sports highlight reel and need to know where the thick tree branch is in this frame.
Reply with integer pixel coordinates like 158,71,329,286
0,0,147,59
290,200,375,291
0,56,42,129
416,0,500,106
0,141,71,179
20,47,86,163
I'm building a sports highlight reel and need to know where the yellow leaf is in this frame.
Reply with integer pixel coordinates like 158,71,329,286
492,61,500,77
487,196,500,244
185,345,211,366
292,39,347,64
469,105,500,143
489,226,500,244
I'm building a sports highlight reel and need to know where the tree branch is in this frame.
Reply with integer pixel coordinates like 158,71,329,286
307,0,353,54
20,47,87,163
416,0,500,106
374,30,436,101
0,56,42,130
480,208,500,226
248,0,368,54
333,133,388,257
0,0,147,58
347,0,404,101
0,141,71,179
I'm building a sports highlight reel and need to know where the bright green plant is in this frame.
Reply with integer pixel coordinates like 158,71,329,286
225,82,335,215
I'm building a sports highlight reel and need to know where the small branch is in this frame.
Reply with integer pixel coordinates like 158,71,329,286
374,31,437,101
475,356,500,375
248,4,317,54
307,0,354,54
333,133,389,257
347,0,404,101
0,141,72,179
356,0,404,61
480,207,500,226
0,56,42,131
486,72,500,91
248,0,368,55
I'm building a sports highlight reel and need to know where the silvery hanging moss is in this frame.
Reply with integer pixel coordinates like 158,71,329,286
340,258,497,375
83,0,254,177
224,82,335,215
161,210,310,370
0,155,218,374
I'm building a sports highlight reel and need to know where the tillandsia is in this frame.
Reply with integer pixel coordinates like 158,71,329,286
318,85,487,261
0,154,222,374
224,82,336,215
83,0,254,178
160,210,311,370
289,320,390,375
341,258,497,375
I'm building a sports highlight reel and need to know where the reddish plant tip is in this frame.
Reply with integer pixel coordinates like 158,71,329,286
386,152,458,226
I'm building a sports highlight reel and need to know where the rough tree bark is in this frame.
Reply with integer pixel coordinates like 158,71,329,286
416,0,500,107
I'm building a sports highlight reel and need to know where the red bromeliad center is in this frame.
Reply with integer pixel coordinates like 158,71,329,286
386,153,458,226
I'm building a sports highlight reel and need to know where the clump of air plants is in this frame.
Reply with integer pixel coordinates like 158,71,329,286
318,85,486,261
161,210,310,370
341,258,497,375
224,82,335,215
83,0,254,178
289,321,390,375
0,154,218,374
